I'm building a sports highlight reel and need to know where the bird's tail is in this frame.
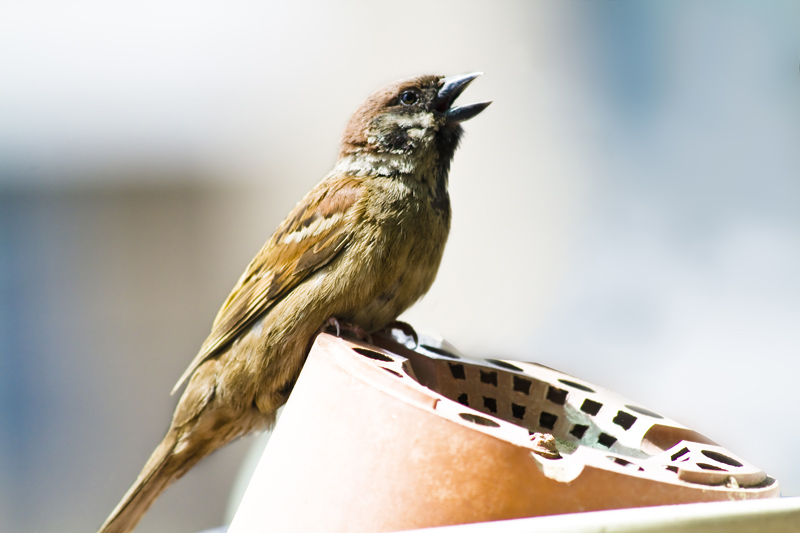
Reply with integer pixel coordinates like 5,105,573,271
98,402,263,533
98,361,271,533
97,428,187,533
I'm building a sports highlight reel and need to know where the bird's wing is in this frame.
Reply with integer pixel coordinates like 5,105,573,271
172,174,364,393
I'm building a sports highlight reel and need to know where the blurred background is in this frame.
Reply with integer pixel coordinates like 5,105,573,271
1,0,798,531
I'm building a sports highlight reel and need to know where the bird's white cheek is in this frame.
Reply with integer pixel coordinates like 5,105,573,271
406,128,426,140
394,114,435,130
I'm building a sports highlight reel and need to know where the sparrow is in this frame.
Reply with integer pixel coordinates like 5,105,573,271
98,72,490,533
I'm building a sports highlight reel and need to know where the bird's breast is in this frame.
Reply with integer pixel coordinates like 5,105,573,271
345,177,450,330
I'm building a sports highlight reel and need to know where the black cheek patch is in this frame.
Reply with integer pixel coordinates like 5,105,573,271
383,125,411,151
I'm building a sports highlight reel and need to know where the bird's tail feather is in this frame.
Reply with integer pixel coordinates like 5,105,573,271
98,403,261,533
97,429,183,533
97,425,217,533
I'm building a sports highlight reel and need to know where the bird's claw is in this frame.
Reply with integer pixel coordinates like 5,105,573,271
321,317,373,343
322,317,341,337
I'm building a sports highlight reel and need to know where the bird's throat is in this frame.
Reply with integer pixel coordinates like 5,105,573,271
334,150,420,178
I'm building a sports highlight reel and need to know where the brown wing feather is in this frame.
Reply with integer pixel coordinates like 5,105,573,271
172,175,364,393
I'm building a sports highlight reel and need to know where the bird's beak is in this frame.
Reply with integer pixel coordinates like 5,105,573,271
436,72,492,124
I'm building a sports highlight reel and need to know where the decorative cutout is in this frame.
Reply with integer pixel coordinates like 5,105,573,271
539,412,558,430
513,376,532,395
570,424,588,439
608,456,644,471
459,412,500,427
558,379,595,393
625,404,663,419
580,399,603,416
421,344,460,359
701,450,743,468
546,386,568,406
486,359,523,372
480,370,498,386
449,363,466,380
483,397,498,414
381,368,403,378
697,463,726,471
353,348,393,362
671,447,690,461
612,411,637,430
598,433,617,447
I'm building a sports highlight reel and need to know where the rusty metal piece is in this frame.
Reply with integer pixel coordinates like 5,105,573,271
228,334,779,533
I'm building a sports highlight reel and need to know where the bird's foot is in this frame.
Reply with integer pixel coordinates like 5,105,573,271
373,320,419,349
321,317,373,343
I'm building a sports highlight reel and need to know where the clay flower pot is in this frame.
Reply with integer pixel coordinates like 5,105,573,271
229,333,778,532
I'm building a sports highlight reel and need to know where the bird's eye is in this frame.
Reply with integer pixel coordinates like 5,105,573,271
399,91,418,106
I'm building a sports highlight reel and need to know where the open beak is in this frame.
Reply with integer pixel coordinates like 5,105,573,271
436,72,492,124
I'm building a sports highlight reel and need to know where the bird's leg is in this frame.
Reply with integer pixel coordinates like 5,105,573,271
373,320,419,348
320,317,373,343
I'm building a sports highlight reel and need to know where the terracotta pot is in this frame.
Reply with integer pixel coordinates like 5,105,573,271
229,333,778,532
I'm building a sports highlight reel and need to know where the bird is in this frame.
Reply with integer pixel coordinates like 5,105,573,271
98,72,490,533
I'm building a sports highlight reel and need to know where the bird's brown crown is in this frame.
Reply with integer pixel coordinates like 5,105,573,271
336,73,489,179
339,75,443,155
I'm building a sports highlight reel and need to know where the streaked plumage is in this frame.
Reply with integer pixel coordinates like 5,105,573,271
98,73,489,533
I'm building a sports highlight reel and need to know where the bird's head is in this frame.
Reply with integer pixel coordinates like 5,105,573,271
337,73,490,179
